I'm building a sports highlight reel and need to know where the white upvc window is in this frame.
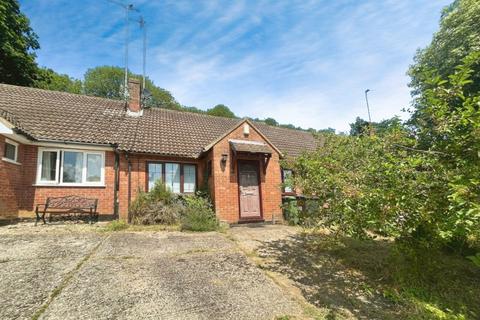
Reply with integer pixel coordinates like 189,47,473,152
36,148,105,186
2,138,19,164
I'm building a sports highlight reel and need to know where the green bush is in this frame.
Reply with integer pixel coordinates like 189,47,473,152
282,197,300,225
181,194,219,232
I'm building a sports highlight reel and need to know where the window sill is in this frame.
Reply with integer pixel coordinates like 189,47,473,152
33,183,106,188
2,157,21,165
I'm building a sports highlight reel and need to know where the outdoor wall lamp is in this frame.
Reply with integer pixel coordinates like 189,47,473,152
221,153,228,163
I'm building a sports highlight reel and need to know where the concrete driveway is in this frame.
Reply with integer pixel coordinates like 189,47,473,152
0,223,302,320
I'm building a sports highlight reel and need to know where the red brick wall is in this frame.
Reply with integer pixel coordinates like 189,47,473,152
0,137,204,221
1,129,283,224
17,146,116,217
0,136,117,219
0,135,24,219
20,147,116,217
211,124,283,223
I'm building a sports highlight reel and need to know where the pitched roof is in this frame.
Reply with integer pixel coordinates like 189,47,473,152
0,84,317,158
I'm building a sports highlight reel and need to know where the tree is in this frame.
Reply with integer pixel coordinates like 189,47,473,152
317,128,335,134
408,0,480,142
349,117,370,136
0,0,40,86
83,66,180,109
34,67,82,94
292,52,480,249
206,104,236,118
83,66,124,99
349,116,403,136
263,117,278,126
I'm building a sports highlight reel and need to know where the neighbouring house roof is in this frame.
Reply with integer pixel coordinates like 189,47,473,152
229,139,272,155
0,84,317,158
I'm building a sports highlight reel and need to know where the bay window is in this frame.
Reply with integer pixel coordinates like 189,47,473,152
37,148,105,186
147,162,196,193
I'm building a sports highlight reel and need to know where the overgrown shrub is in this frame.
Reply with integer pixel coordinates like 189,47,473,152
181,194,219,231
130,181,184,225
130,181,219,231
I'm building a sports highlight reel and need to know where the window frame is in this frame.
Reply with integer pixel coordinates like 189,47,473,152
281,168,295,195
36,148,105,186
2,138,19,164
146,161,197,194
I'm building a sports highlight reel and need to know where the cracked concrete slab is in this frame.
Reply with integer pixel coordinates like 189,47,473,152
0,224,302,320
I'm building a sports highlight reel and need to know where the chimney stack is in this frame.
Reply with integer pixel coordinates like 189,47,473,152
127,78,142,114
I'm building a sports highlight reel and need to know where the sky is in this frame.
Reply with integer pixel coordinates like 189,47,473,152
21,0,451,132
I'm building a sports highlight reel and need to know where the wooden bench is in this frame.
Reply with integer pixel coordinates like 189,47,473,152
35,195,99,225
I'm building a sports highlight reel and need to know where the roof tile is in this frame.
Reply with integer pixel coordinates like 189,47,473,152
0,84,317,158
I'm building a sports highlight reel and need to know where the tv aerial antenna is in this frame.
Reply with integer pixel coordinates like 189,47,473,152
137,16,146,89
107,0,139,100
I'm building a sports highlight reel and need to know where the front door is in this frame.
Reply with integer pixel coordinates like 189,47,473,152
238,161,261,219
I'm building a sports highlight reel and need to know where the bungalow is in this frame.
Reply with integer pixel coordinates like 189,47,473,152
0,80,316,223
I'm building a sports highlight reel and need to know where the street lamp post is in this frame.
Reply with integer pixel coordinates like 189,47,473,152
364,89,373,135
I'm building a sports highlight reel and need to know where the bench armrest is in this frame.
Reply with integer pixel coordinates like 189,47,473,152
35,204,47,210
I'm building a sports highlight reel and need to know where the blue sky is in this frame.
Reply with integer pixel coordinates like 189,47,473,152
21,0,451,132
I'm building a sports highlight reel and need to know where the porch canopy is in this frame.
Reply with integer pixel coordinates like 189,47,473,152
229,139,272,155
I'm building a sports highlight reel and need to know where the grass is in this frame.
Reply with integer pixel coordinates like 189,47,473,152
255,230,480,319
100,220,180,232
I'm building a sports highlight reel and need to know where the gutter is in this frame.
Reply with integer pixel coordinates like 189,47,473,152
34,139,114,148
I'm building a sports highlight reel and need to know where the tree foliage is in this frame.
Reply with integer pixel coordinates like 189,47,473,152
293,53,480,250
83,66,180,109
349,116,403,136
0,0,39,86
34,67,82,94
408,0,480,138
206,104,236,118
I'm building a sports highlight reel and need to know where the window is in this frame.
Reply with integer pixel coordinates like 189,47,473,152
3,139,18,163
165,163,181,193
282,169,294,193
148,163,163,190
183,164,196,193
40,150,59,182
37,148,104,186
62,151,83,183
147,162,196,193
86,153,102,182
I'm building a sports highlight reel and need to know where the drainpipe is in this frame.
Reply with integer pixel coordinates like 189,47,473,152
126,152,132,223
113,148,120,219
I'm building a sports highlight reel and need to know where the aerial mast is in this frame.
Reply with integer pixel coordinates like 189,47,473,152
107,0,138,100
